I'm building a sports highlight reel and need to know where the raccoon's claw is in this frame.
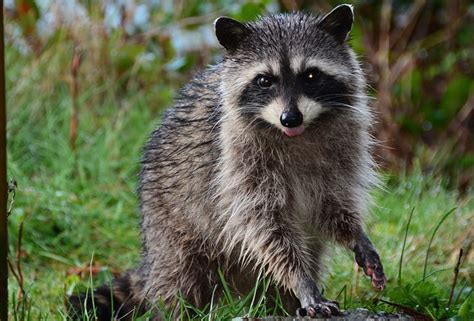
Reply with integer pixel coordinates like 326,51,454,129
364,262,386,291
296,300,340,318
354,240,386,291
355,252,386,291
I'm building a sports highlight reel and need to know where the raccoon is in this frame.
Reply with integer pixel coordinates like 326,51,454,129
69,4,386,320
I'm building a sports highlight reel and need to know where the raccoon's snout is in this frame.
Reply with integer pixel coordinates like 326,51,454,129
280,109,305,137
280,110,303,128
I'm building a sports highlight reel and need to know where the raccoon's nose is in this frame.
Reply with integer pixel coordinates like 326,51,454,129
280,110,303,128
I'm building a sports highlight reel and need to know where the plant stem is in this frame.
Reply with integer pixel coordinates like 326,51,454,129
447,248,463,308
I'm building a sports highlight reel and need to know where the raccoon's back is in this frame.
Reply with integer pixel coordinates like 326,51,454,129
138,66,222,239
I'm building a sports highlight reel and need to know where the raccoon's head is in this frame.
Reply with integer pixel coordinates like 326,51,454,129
215,5,369,137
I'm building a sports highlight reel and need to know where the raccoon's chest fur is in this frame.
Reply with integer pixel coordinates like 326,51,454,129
215,108,364,233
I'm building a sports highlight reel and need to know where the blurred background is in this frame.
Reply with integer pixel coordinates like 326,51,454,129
4,0,473,319
5,0,473,187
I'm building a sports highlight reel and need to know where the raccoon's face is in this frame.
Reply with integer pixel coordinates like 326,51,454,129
215,5,366,137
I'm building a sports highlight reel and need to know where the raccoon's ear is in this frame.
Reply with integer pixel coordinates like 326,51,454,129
214,17,249,52
319,4,354,43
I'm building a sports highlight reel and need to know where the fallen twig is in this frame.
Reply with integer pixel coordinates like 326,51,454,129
377,298,432,321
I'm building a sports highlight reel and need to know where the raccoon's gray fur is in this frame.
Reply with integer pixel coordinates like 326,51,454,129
69,4,386,320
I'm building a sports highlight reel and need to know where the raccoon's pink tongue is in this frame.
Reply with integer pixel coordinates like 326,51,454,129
282,125,305,137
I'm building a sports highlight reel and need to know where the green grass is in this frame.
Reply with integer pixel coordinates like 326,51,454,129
6,42,473,320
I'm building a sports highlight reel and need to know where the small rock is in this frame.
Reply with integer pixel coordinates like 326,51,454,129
232,308,414,321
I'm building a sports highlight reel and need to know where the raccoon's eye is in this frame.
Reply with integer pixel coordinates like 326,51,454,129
302,68,320,85
256,75,274,88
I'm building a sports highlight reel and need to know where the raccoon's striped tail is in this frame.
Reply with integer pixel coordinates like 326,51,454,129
67,270,146,321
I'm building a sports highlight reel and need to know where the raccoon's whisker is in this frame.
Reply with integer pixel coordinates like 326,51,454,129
320,102,366,115
316,93,374,101
211,108,235,131
212,106,261,132
321,102,358,109
235,106,262,113
229,116,261,147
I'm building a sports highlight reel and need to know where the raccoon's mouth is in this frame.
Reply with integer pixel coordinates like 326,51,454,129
282,125,305,137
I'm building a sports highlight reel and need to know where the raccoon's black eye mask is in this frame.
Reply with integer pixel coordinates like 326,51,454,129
300,68,320,86
255,74,276,89
300,70,353,107
249,67,351,107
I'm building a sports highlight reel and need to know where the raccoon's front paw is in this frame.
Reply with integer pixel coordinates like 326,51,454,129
355,249,386,291
365,261,386,291
296,299,340,318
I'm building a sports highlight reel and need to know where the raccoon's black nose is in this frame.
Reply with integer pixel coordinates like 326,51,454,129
280,110,303,128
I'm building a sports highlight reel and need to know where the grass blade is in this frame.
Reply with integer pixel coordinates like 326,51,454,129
248,268,263,315
422,207,457,281
218,269,234,306
398,206,415,286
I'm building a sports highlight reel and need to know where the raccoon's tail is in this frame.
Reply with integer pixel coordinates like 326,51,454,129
67,270,147,321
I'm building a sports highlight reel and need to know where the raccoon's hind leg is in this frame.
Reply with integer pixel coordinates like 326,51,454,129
142,232,220,319
67,270,146,321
